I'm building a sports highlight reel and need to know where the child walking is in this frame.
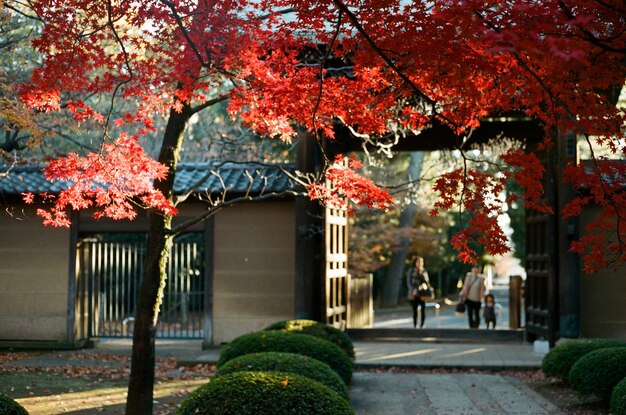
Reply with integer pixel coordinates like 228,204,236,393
483,293,496,329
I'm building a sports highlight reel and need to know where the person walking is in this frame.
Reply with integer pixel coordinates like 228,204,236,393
406,256,432,328
459,265,486,328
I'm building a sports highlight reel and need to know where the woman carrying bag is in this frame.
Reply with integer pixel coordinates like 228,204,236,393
458,265,486,328
406,256,433,329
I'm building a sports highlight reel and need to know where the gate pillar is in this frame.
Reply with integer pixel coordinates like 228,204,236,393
525,130,580,344
556,131,580,338
295,130,324,321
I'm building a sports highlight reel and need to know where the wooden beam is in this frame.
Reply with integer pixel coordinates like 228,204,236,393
295,130,324,321
325,116,545,154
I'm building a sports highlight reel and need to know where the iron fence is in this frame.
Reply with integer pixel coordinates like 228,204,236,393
77,233,204,339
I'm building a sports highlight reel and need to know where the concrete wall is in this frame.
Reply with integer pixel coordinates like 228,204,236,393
212,201,295,344
0,206,70,344
0,200,296,346
579,207,626,340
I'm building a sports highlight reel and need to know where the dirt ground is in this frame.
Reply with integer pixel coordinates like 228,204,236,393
0,351,214,414
517,371,610,415
0,352,610,415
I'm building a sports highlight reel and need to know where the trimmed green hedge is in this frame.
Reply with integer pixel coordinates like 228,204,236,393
177,371,354,415
217,331,354,384
611,376,626,415
541,338,626,380
215,352,348,399
569,347,626,399
0,392,28,415
264,319,355,359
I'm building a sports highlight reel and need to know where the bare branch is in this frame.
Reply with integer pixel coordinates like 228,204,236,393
311,8,343,165
158,0,209,68
558,0,626,54
170,162,307,234
4,0,43,21
170,188,305,236
189,93,230,114
101,0,134,142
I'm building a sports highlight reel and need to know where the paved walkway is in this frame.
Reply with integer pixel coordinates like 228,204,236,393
353,341,542,370
351,372,557,415
86,338,550,415
88,337,544,370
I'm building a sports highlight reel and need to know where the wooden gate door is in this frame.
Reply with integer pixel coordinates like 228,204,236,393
325,199,349,329
524,146,558,344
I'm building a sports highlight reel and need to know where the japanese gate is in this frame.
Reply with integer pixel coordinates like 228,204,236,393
296,115,572,343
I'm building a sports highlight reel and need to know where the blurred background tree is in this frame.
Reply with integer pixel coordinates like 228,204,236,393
349,137,528,307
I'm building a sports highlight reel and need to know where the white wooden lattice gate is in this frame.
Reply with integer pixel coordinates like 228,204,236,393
324,171,349,329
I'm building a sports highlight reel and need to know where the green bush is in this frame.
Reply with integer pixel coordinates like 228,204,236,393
569,347,626,399
217,331,354,384
215,351,348,399
177,371,354,415
264,319,355,359
0,392,28,415
611,376,626,415
541,338,626,380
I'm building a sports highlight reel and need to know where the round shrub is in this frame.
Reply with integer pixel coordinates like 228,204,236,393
611,376,626,415
215,351,348,399
177,371,354,415
265,319,355,359
217,331,354,384
569,347,626,399
0,392,28,415
541,338,626,380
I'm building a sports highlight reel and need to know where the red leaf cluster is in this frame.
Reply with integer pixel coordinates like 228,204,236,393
563,159,626,272
501,149,553,215
24,134,177,227
308,155,394,214
431,168,510,263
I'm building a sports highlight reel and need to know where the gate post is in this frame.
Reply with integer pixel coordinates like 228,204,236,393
556,131,580,338
295,130,324,321
524,130,559,345
509,275,522,329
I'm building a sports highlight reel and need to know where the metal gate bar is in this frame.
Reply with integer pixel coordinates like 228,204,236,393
77,233,204,339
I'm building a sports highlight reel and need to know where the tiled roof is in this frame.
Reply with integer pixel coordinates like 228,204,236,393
174,163,298,194
0,163,299,196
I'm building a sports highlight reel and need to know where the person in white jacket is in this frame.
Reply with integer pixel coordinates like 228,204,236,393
459,265,486,328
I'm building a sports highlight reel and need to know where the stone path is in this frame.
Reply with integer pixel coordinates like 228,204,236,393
350,372,559,415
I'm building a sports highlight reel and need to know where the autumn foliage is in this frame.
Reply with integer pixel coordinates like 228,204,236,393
23,134,177,227
10,0,626,271
308,155,394,213
563,159,626,271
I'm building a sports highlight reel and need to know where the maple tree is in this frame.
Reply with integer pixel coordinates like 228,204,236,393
6,0,626,413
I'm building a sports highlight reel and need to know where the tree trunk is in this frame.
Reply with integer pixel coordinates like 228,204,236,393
379,152,424,308
125,104,191,415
